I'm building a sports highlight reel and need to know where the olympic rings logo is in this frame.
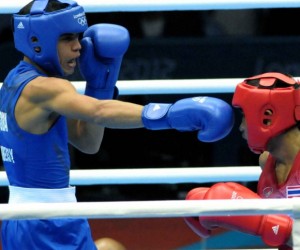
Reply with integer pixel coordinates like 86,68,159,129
77,17,87,26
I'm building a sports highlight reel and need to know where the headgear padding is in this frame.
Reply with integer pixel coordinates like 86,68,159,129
232,72,300,154
13,0,88,76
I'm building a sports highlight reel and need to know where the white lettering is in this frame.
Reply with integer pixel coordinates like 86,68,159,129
192,96,207,103
1,146,14,163
0,111,8,132
73,12,85,19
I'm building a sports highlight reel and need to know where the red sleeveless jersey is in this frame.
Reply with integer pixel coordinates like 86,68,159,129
258,152,300,198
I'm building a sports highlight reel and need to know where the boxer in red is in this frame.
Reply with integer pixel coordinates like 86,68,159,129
185,72,300,249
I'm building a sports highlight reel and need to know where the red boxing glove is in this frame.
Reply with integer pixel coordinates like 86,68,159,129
184,187,211,238
200,182,292,247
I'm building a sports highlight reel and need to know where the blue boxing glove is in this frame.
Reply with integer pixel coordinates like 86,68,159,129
142,96,234,142
79,23,130,99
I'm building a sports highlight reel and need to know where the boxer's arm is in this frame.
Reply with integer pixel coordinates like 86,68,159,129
33,84,234,152
72,24,130,152
67,118,105,154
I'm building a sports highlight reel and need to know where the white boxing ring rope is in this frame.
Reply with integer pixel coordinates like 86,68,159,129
2,0,300,13
76,78,242,95
0,199,296,220
2,77,300,95
0,166,261,186
1,78,241,95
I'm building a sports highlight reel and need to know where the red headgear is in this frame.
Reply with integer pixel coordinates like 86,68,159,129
232,72,300,154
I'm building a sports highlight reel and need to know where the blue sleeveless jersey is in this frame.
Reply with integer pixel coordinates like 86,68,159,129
0,61,96,250
0,61,70,188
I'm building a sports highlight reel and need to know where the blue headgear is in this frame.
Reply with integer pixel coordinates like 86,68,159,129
13,0,88,76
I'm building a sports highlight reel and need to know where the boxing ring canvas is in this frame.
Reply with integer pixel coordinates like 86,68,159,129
88,218,267,249
0,218,266,249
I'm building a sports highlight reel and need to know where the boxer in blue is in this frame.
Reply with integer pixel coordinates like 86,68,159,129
0,0,234,249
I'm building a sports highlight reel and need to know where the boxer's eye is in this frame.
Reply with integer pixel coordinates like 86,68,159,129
60,33,79,42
